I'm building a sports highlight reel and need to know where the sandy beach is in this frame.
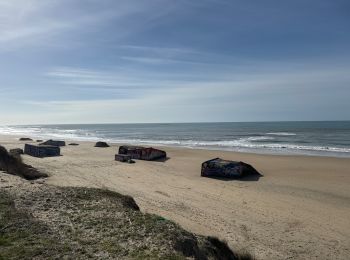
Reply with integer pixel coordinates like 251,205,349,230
1,134,350,259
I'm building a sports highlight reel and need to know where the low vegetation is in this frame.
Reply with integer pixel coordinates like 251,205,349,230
0,185,254,259
0,145,47,180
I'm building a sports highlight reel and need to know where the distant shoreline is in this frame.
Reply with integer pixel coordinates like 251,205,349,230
1,133,350,160
2,119,350,126
1,123,350,159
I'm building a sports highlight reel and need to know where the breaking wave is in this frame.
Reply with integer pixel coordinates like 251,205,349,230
119,138,350,154
266,132,297,136
0,126,99,141
1,123,350,157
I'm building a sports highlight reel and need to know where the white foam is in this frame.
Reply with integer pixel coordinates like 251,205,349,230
1,125,349,155
0,126,100,142
244,136,275,141
103,138,350,154
266,132,297,136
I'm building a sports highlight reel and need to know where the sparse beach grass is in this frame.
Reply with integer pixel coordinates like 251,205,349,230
0,183,253,260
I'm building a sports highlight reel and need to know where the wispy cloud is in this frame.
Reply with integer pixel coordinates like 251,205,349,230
47,66,189,90
121,56,208,65
118,45,200,56
43,62,350,103
3,62,349,124
0,1,167,51
46,67,153,88
117,44,226,66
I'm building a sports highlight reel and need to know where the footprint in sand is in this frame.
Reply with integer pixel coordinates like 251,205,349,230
155,190,171,198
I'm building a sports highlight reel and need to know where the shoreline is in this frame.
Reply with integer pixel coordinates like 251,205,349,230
1,132,350,159
1,134,350,259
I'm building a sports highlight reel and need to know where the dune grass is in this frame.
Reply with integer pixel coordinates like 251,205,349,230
0,145,48,180
0,185,254,260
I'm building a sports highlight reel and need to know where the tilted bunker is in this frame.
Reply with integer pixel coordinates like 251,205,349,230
201,158,259,178
40,140,66,147
118,146,166,161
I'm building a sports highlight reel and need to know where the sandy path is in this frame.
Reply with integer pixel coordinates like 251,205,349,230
1,135,350,259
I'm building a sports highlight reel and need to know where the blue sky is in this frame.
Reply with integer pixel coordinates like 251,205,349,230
0,0,349,124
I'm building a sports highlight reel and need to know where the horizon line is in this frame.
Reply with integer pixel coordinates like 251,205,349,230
2,119,350,126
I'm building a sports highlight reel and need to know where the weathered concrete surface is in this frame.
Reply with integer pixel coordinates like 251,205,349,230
19,138,33,141
118,146,166,161
115,154,132,162
94,141,110,147
24,144,60,158
201,158,259,178
40,140,66,147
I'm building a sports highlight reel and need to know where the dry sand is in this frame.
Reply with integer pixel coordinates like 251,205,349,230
1,135,350,259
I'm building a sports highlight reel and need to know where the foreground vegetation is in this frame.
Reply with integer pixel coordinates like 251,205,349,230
0,185,253,260
0,145,47,180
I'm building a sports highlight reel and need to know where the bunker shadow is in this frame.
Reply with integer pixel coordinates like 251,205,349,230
204,171,263,182
150,156,171,163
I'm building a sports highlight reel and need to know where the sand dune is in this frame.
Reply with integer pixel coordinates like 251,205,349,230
1,135,350,259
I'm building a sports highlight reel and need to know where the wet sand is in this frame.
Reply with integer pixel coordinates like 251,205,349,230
1,135,350,259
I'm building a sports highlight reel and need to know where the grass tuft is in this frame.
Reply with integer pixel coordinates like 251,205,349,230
0,145,47,180
0,186,253,259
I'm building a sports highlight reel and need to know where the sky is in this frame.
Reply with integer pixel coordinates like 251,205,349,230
0,0,349,124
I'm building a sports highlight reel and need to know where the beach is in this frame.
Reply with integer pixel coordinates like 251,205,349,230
1,134,350,259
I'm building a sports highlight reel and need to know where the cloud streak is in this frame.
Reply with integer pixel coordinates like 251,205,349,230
0,0,169,51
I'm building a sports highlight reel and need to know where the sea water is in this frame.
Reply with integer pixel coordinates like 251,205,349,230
1,121,350,157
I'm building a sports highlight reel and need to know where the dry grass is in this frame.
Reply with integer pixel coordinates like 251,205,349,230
0,145,47,180
0,185,255,260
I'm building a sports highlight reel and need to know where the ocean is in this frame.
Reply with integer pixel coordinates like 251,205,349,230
1,121,350,157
